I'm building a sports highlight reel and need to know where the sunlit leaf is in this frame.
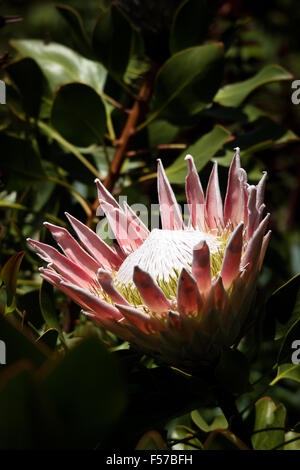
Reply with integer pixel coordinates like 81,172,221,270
270,363,300,386
11,39,107,96
252,397,286,450
166,125,232,184
214,64,292,107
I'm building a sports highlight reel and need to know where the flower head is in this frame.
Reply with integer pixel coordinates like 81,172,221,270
27,148,270,370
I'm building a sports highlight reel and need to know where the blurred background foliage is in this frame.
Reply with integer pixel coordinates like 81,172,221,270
0,0,299,450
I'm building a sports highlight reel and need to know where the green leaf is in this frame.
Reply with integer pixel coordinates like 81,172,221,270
166,125,232,184
39,281,64,342
283,431,300,450
0,134,46,190
10,39,107,97
92,3,132,77
41,337,127,448
204,429,249,450
214,64,293,107
51,82,107,147
191,409,228,432
170,425,202,450
252,397,286,450
36,328,59,350
270,363,300,386
170,0,210,54
54,3,91,55
151,44,224,124
1,251,25,307
5,57,45,117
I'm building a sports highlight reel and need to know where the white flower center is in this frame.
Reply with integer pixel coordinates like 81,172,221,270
115,228,221,285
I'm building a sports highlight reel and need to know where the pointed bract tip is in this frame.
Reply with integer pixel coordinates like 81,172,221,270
184,154,193,161
193,239,208,252
234,147,240,152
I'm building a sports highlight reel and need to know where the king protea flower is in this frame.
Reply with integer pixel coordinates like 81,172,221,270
27,148,270,370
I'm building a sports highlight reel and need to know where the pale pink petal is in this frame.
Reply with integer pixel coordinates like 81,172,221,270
242,213,270,271
112,242,127,260
39,267,64,286
27,238,95,289
65,212,123,270
97,269,129,306
39,268,97,306
192,240,211,293
221,222,244,289
157,159,184,230
115,303,164,334
185,154,205,230
177,268,203,316
123,202,149,240
95,178,119,209
100,200,144,253
133,266,171,315
44,222,100,277
224,148,244,226
205,162,224,229
60,280,123,320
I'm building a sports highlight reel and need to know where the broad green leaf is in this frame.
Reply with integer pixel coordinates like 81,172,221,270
270,363,300,386
252,397,286,450
214,64,292,107
1,251,25,306
10,39,107,96
166,125,232,184
283,431,300,450
204,429,249,450
92,3,132,77
148,119,179,148
51,83,107,147
170,0,210,54
0,134,46,190
41,337,127,448
151,44,224,123
191,409,228,432
5,57,44,117
136,431,168,450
